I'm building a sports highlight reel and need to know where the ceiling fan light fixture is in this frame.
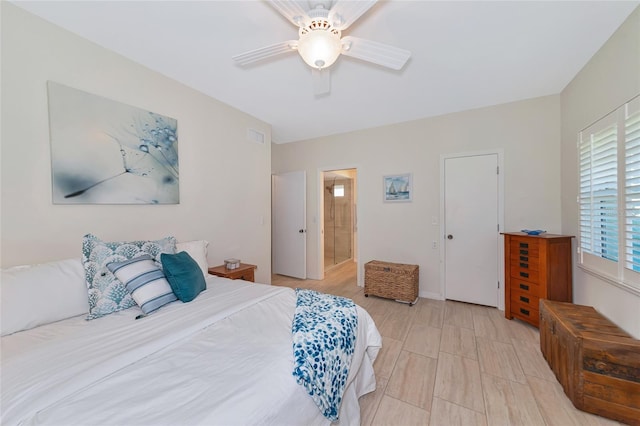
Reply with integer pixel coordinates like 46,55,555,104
297,26,341,70
233,0,411,94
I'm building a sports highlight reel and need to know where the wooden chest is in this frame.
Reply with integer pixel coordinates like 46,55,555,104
539,299,640,425
364,260,418,305
503,232,573,327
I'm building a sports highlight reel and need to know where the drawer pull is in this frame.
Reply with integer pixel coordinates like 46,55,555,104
520,308,530,316
520,272,529,278
519,262,528,268
383,267,391,272
519,256,528,262
520,296,530,303
519,242,529,248
519,283,529,290
520,249,529,255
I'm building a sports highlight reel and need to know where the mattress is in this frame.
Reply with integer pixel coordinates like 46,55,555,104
1,276,382,425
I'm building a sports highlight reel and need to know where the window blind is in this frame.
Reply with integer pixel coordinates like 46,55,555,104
580,121,618,262
624,106,640,272
578,95,640,292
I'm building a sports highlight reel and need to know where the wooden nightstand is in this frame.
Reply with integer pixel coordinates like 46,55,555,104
208,263,257,282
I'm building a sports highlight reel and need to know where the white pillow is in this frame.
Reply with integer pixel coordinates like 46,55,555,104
1,258,88,336
176,240,209,277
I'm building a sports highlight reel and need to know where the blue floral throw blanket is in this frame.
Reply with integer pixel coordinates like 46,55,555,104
292,289,358,421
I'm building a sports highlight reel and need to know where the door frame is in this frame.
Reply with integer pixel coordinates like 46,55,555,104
316,165,360,282
439,150,505,310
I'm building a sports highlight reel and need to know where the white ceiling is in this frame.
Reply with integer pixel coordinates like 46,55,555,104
13,1,639,144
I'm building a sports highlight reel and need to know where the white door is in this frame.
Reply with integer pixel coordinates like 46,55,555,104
273,171,306,279
444,154,499,307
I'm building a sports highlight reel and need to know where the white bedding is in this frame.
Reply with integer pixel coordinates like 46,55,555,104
1,276,382,426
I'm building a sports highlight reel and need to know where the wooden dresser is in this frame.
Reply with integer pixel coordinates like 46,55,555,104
503,232,573,327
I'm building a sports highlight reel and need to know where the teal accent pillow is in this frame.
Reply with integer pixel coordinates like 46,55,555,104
161,252,206,303
82,234,177,320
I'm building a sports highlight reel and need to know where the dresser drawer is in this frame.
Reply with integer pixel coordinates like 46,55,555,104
510,279,542,297
511,267,540,283
510,252,539,263
509,253,540,271
511,300,539,324
510,239,540,258
511,288,540,310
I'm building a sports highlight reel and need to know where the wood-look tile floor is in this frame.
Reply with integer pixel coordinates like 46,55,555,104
272,261,621,426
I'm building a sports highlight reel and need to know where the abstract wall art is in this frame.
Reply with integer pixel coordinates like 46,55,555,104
47,82,179,204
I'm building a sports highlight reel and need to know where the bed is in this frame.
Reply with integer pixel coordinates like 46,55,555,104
1,240,382,426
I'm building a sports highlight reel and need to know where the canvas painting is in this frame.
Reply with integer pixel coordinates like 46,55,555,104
47,82,179,204
383,173,412,202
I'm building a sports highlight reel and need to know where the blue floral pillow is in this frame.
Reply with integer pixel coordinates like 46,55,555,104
82,234,176,320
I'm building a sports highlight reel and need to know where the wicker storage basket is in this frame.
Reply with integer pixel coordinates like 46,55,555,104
364,260,419,305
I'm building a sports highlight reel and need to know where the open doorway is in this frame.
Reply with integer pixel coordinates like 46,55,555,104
322,169,357,272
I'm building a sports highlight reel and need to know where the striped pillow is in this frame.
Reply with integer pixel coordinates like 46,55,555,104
107,255,177,315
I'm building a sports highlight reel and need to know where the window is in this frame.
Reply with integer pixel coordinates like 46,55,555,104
579,96,640,293
334,185,345,197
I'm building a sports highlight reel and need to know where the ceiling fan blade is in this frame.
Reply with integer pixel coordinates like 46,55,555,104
341,36,411,70
232,41,298,66
328,0,377,30
268,0,309,27
312,68,330,96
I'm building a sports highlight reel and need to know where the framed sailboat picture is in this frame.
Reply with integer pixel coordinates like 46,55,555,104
383,173,412,202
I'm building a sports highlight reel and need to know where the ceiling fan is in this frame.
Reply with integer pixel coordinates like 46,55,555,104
232,0,411,95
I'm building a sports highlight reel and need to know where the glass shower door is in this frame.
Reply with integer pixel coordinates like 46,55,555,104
324,176,352,269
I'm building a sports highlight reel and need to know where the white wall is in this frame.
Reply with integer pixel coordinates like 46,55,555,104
272,95,562,299
0,3,273,283
560,7,640,337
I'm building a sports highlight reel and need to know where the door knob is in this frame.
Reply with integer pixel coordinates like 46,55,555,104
447,234,453,240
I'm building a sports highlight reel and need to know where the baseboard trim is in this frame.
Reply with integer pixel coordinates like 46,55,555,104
420,291,443,300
